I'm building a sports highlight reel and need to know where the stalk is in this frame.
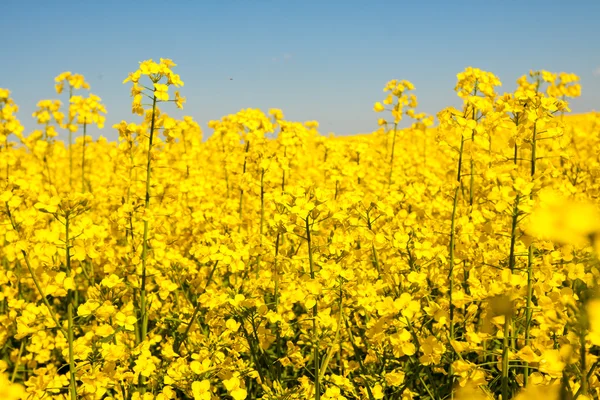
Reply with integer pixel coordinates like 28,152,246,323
65,214,78,400
448,133,465,396
260,168,265,240
68,87,73,189
257,168,265,279
10,339,25,383
273,231,281,379
523,121,537,385
281,147,287,192
508,196,520,272
220,133,230,198
343,313,375,400
469,105,476,206
449,184,460,343
81,122,87,192
137,94,158,394
388,122,398,187
334,180,339,200
449,137,465,334
501,315,511,400
181,130,190,178
319,290,342,382
174,261,218,354
305,216,320,400
140,94,158,347
366,214,381,277
423,129,428,169
322,148,328,181
487,133,492,168
42,124,54,188
4,135,9,181
274,232,280,310
530,122,537,177
356,152,361,186
579,323,588,396
238,140,250,231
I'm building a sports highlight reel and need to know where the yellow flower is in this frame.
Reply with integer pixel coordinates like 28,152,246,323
192,380,211,400
269,108,284,120
174,91,186,109
0,88,10,99
528,192,600,247
223,375,247,400
385,370,405,386
123,70,142,84
372,384,385,399
166,72,184,87
160,58,176,68
115,311,137,331
154,83,169,101
0,372,26,400
538,349,565,378
373,102,385,112
101,274,123,289
140,59,161,75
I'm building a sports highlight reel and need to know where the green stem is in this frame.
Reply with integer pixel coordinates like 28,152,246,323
220,133,230,198
274,232,280,311
238,140,250,231
366,214,381,277
508,196,520,272
81,122,87,192
282,147,287,192
580,325,588,396
5,136,9,181
273,232,282,380
306,216,320,400
356,152,361,186
140,95,158,346
531,121,537,177
524,121,537,385
343,313,375,400
469,106,476,206
388,123,398,187
449,185,459,341
448,136,465,396
174,261,219,354
260,168,265,240
10,339,25,383
501,315,511,400
65,214,77,400
68,87,73,189
319,291,342,382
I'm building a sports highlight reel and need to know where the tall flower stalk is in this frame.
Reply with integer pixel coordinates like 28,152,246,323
373,79,418,188
55,72,90,189
122,58,184,393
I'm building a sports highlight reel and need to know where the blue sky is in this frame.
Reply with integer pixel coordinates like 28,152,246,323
2,0,599,139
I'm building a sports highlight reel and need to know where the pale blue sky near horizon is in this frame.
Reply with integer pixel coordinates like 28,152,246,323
2,0,599,140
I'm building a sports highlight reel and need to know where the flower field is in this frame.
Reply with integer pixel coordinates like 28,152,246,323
1,59,600,400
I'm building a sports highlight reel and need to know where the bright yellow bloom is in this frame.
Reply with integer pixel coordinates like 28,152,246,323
0,372,26,400
528,192,600,247
154,83,169,101
174,91,186,109
192,380,211,400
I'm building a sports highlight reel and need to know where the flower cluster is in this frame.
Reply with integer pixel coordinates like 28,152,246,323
0,61,598,400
